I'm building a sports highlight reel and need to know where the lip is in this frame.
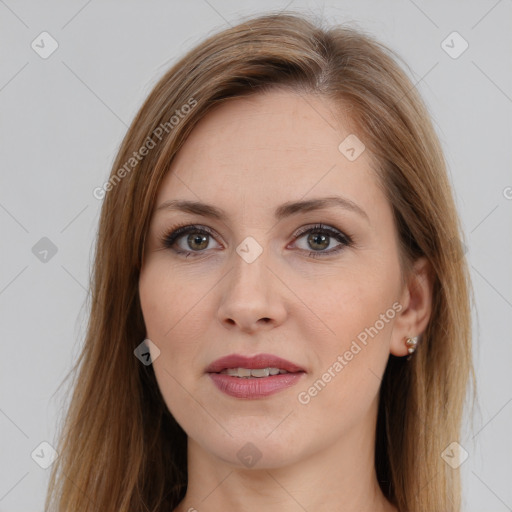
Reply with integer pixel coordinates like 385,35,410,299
205,353,306,374
206,353,306,399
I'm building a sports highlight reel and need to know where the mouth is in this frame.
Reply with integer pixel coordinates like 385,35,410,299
205,353,306,399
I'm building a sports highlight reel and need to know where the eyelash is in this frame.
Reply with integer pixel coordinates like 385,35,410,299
159,222,354,259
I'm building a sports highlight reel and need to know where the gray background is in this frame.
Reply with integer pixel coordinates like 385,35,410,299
1,1,511,510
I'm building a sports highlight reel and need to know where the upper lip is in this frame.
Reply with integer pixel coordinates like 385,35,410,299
206,353,306,373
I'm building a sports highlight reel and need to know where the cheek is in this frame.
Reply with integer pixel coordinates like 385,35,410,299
139,260,206,339
139,263,209,423
299,268,397,348
138,259,219,381
299,267,399,402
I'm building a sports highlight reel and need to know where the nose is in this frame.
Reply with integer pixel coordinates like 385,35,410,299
217,249,287,334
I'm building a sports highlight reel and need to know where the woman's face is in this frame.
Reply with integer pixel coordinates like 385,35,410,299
139,89,411,468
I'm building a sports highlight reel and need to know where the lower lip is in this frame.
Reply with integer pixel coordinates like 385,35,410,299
208,372,305,399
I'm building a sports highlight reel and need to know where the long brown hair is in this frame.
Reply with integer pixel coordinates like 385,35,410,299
44,11,476,512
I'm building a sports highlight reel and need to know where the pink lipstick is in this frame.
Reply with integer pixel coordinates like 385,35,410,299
206,353,306,399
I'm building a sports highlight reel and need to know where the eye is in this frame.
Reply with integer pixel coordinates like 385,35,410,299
160,224,221,257
160,222,353,259
291,223,353,258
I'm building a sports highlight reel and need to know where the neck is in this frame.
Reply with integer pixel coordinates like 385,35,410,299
174,395,398,512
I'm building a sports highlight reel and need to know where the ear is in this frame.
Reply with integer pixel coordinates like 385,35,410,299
390,256,434,357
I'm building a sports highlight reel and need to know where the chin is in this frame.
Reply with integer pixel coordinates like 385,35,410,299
193,425,310,470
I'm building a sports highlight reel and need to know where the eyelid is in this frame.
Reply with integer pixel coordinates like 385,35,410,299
292,223,352,243
160,223,223,250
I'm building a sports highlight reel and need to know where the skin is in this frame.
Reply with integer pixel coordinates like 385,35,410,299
138,89,432,512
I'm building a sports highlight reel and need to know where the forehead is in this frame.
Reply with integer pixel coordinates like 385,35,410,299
154,90,387,223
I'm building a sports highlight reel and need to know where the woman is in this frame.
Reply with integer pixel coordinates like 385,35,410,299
45,11,476,512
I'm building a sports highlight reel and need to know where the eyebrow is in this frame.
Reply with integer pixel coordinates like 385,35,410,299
155,196,369,223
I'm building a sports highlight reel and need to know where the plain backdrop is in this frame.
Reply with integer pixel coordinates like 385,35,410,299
1,1,511,511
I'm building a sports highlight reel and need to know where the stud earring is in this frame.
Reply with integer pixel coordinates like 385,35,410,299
405,336,418,354
405,336,418,359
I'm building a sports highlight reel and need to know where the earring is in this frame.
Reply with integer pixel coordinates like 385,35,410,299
405,336,418,358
